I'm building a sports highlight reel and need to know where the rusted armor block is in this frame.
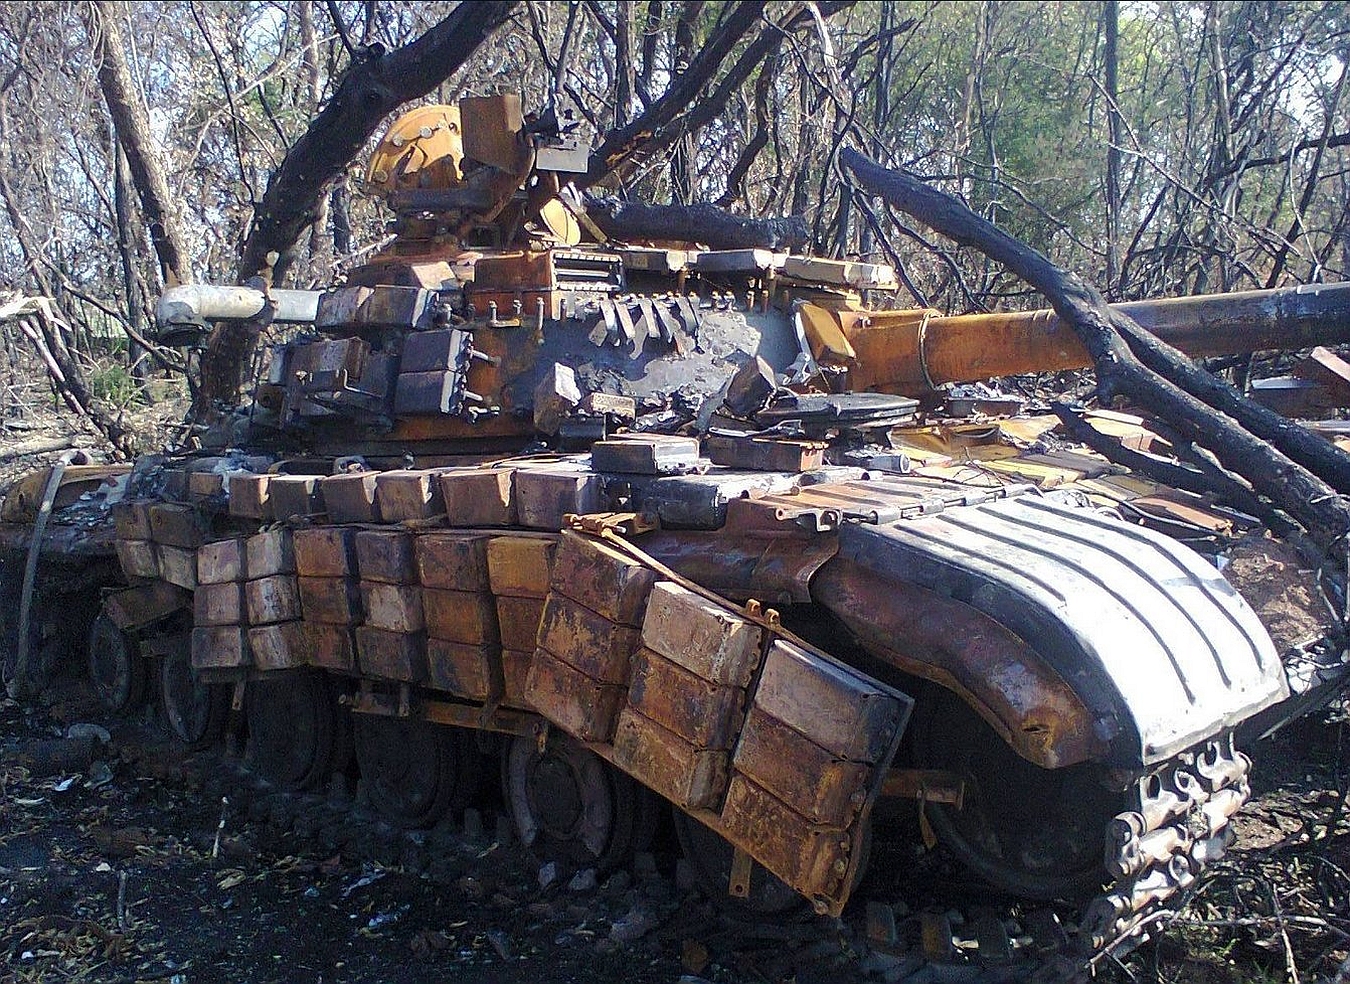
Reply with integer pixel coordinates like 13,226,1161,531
733,707,872,827
578,392,636,419
753,641,906,763
355,627,426,682
486,534,556,598
159,467,188,502
355,529,416,583
426,639,502,701
495,596,547,652
415,532,491,591
148,503,208,548
102,581,187,630
360,582,424,633
305,623,357,674
438,468,516,527
514,470,604,530
245,575,302,626
248,621,308,671
551,531,655,626
111,500,153,540
394,370,459,415
228,473,271,519
189,472,225,502
639,581,763,687
293,527,358,578
612,707,728,810
298,577,362,625
718,774,855,904
115,539,159,581
590,435,702,475
627,648,744,749
245,529,295,578
191,626,249,670
704,434,825,473
197,537,246,585
321,472,382,523
423,589,499,644
159,545,199,590
375,469,446,522
401,327,468,371
500,649,534,708
188,470,224,501
194,581,244,627
268,474,323,521
525,648,626,742
537,594,640,686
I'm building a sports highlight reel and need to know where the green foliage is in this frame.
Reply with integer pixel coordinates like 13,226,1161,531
87,361,142,410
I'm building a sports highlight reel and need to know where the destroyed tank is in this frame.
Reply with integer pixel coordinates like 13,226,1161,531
4,94,1349,974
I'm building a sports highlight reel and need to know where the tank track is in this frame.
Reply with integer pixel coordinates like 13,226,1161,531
14,695,1248,984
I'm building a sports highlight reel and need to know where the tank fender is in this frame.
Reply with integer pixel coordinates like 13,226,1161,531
822,494,1287,771
812,558,1106,769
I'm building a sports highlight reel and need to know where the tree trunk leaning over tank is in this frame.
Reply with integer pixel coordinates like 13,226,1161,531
842,148,1350,551
191,2,519,422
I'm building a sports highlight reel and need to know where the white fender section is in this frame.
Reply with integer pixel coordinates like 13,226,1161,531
837,493,1287,768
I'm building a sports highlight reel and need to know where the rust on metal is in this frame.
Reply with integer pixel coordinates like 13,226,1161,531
812,558,1104,769
880,768,966,808
801,280,1350,393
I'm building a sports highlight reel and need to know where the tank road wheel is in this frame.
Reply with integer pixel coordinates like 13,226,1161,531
354,715,474,829
913,686,1123,901
503,732,655,873
245,670,343,791
672,808,807,917
87,613,147,716
159,638,228,748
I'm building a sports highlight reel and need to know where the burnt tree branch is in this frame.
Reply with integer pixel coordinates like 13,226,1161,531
582,194,807,250
1051,401,1277,529
583,1,856,189
843,148,1350,549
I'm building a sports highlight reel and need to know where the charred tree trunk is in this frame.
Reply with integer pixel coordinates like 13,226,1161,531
667,0,706,205
843,148,1350,550
614,0,635,128
583,194,807,250
1103,0,1122,297
112,143,149,390
89,1,191,289
718,59,775,209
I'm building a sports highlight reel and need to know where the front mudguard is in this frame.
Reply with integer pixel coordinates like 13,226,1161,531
813,494,1286,771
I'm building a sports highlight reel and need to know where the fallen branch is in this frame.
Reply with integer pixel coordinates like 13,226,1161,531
582,195,808,250
842,148,1350,550
1050,401,1275,525
0,436,80,462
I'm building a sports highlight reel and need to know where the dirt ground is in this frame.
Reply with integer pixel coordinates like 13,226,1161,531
1,676,1348,984
0,685,700,984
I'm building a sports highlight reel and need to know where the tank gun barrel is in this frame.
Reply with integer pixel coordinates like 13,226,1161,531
834,281,1350,394
157,284,322,331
